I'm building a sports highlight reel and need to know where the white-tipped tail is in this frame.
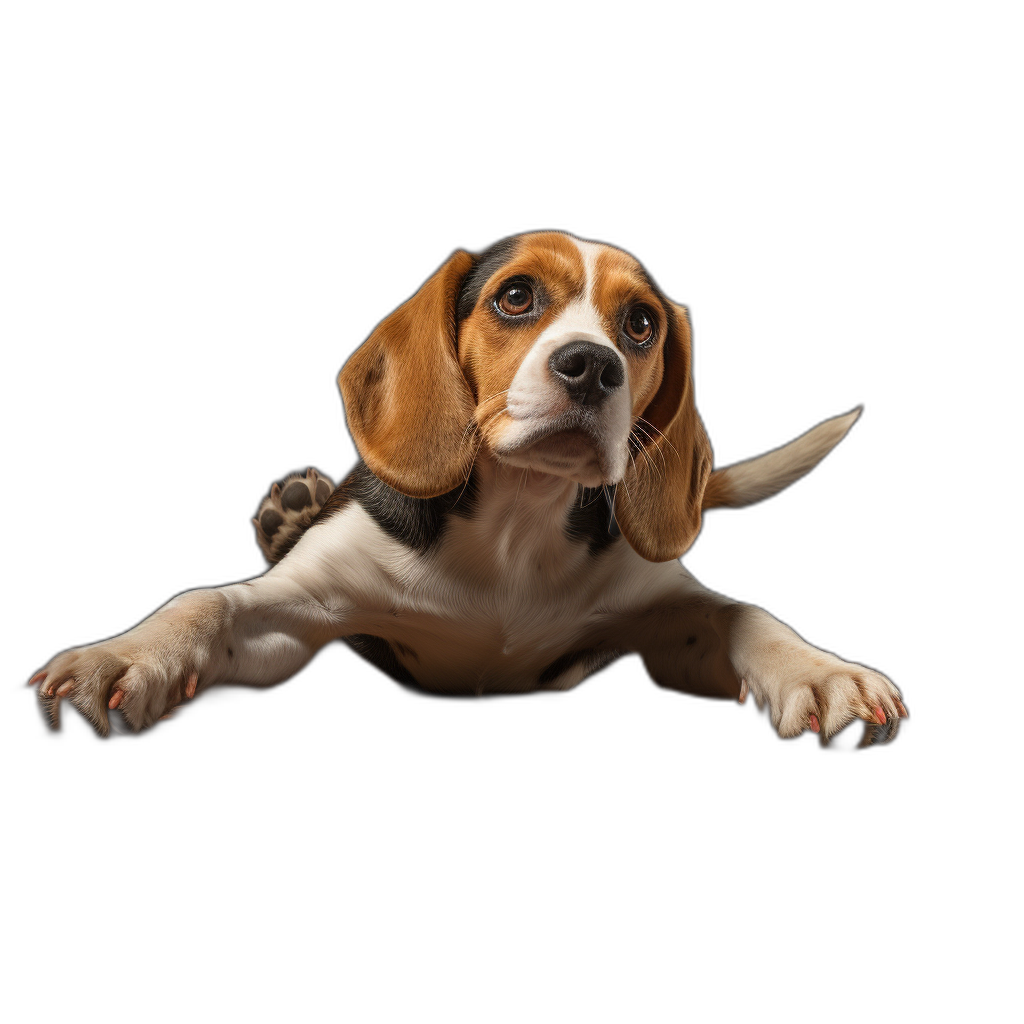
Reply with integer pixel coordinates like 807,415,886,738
702,407,862,510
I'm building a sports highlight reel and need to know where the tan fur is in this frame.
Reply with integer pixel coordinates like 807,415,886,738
700,466,732,510
614,301,713,562
557,243,717,560
338,249,478,498
341,230,715,561
589,245,670,417
458,232,589,454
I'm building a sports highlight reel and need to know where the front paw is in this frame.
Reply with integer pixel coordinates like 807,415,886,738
31,641,199,736
745,654,907,745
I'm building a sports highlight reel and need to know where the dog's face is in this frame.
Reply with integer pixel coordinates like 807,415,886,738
339,231,712,561
454,232,672,488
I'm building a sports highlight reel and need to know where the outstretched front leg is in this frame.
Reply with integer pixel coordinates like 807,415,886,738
614,564,907,745
30,566,355,735
31,461,374,734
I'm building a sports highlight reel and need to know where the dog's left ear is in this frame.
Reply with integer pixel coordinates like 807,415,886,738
338,250,477,498
615,301,713,562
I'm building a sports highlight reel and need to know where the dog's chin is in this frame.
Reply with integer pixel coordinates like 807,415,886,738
496,427,619,487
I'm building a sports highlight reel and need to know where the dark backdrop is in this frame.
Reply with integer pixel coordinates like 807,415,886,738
8,103,942,860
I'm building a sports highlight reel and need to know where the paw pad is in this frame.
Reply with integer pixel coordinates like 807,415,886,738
253,467,335,564
281,480,313,510
259,508,284,535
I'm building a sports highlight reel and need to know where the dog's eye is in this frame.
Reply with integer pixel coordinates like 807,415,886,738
624,306,655,345
498,283,534,316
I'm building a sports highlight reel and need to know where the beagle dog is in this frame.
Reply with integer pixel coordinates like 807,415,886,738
31,231,907,743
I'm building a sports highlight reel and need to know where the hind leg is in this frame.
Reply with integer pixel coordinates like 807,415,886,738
254,467,334,564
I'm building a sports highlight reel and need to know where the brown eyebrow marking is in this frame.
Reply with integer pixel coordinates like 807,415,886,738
505,232,588,303
593,246,663,339
454,233,590,458
457,235,521,321
457,231,588,323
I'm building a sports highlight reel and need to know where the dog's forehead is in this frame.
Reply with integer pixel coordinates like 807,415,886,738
456,232,649,320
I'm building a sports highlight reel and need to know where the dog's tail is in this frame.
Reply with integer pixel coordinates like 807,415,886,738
702,407,862,510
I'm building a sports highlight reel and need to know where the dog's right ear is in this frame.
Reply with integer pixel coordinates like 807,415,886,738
338,250,478,498
615,300,713,562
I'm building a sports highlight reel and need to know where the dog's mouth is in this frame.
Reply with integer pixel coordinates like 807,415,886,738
525,428,598,462
493,416,615,485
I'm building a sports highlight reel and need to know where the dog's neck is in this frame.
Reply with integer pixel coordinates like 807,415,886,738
339,452,619,574
460,450,619,565
471,450,578,515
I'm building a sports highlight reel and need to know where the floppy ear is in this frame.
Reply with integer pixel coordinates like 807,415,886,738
338,250,477,498
614,301,713,562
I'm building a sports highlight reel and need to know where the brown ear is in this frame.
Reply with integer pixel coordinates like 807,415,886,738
615,301,713,562
338,250,477,498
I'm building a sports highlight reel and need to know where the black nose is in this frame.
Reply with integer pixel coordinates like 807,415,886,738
548,341,625,406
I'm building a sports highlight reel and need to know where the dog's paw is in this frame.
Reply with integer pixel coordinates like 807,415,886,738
745,654,907,745
30,641,198,736
254,467,334,564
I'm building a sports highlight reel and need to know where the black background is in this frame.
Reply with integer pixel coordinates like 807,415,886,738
8,75,950,876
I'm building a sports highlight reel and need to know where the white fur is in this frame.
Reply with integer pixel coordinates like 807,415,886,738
712,405,864,505
496,237,631,486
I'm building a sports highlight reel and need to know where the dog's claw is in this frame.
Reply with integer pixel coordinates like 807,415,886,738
185,672,198,699
808,713,820,733
738,678,748,704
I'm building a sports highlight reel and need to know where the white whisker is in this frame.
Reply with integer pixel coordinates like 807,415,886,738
479,388,511,406
636,416,678,457
630,419,671,468
628,425,664,482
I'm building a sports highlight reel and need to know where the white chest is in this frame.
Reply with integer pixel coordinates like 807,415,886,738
380,508,616,690
281,473,680,693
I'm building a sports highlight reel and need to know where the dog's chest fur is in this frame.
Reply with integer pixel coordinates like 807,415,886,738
285,459,678,694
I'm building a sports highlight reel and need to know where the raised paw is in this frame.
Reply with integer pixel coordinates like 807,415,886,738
745,655,907,746
254,467,335,564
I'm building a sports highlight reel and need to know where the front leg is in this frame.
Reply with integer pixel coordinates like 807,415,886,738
31,572,351,734
620,566,907,744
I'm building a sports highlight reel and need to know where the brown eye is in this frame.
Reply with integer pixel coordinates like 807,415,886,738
498,283,533,315
625,306,654,344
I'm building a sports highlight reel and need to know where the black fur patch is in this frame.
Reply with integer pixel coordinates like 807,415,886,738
343,634,418,685
314,478,353,522
565,486,621,554
311,460,477,552
538,648,621,686
456,235,520,321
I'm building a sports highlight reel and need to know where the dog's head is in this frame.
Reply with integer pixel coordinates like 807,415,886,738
339,231,712,561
